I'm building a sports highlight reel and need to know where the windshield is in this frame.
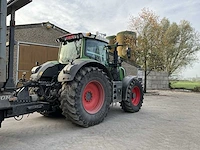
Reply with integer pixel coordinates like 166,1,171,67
58,39,81,64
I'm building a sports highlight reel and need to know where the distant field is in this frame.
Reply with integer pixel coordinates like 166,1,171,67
170,80,200,90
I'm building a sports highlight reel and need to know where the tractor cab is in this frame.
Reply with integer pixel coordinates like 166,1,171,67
57,33,109,65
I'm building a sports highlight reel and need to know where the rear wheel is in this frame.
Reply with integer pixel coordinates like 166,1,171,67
121,78,143,112
60,67,112,127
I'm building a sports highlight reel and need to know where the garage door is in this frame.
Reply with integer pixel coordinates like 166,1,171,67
18,43,59,80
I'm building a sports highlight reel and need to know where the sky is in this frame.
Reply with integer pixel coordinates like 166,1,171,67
6,0,200,79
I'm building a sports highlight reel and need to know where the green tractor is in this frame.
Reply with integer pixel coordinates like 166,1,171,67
0,0,143,128
1,32,143,128
31,32,143,127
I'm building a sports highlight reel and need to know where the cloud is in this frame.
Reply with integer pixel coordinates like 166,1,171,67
9,0,200,34
6,0,200,78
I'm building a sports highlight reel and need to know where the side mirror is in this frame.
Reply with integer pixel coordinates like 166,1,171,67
126,47,131,59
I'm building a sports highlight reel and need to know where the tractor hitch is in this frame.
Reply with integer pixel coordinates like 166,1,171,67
0,81,51,128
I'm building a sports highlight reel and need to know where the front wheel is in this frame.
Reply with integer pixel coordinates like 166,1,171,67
60,67,112,127
121,78,144,112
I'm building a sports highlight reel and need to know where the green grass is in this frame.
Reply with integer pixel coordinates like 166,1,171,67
170,80,200,90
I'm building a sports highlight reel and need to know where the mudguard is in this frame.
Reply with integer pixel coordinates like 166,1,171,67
30,61,60,81
58,59,111,82
122,75,138,100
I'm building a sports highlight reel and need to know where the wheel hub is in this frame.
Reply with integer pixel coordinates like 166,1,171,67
85,92,92,101
82,80,105,114
132,93,136,99
131,86,141,106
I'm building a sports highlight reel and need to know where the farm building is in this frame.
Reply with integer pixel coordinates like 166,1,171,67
6,22,69,82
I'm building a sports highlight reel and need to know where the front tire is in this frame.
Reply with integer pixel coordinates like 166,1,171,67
121,78,143,112
60,67,112,127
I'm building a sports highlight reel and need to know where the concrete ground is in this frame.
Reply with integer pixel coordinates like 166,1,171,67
0,90,199,150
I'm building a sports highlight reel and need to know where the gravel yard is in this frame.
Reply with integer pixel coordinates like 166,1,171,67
0,90,199,150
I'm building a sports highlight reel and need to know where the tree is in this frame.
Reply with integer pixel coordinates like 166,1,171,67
128,8,200,92
158,20,200,76
129,8,161,93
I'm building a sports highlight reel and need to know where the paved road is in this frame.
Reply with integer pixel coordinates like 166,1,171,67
0,90,199,150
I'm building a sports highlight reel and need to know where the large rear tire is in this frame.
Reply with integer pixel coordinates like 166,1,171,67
60,67,112,127
121,78,143,112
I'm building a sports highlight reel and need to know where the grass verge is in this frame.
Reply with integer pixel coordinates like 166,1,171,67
170,80,200,92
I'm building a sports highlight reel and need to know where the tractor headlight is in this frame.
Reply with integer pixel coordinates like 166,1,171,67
63,65,73,74
31,66,41,74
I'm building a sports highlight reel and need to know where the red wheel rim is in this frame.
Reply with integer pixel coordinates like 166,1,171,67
82,80,105,114
131,86,141,106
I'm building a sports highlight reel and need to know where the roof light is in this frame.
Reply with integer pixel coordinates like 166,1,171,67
65,34,76,40
56,33,83,42
86,32,92,36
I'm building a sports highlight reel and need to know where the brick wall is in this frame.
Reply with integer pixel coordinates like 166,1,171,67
138,71,169,90
122,61,169,90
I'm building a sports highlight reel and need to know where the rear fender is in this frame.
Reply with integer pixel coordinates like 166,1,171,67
58,59,111,82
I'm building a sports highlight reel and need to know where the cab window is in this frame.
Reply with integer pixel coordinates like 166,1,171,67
85,39,107,64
